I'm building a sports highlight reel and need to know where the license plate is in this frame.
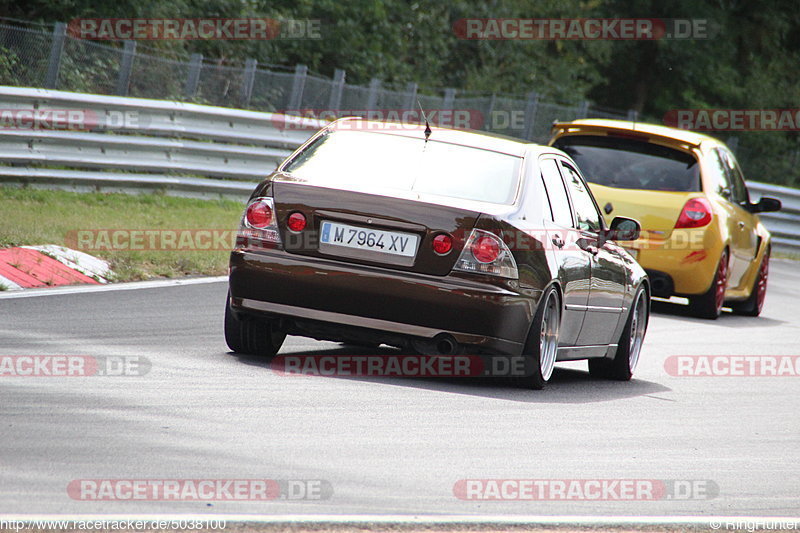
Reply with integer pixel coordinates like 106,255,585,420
320,221,419,257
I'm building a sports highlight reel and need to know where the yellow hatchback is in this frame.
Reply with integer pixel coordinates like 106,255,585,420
550,119,781,319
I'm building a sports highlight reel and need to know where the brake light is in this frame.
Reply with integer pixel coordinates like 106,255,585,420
472,235,500,263
287,212,307,232
453,229,518,279
239,197,281,246
432,233,453,255
245,199,273,228
675,198,713,228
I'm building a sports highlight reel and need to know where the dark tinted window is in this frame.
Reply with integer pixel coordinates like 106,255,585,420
554,135,701,191
539,158,573,227
560,160,603,232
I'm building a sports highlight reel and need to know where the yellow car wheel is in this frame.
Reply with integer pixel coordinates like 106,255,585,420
732,248,770,317
688,249,729,320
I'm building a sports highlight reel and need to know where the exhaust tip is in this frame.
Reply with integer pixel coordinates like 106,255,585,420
433,334,459,355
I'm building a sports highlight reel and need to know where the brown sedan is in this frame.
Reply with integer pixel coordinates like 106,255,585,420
225,118,649,389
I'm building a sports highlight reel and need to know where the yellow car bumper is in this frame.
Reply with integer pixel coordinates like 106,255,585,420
625,227,724,297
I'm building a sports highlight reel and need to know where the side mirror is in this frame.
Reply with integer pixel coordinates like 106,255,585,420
603,216,641,242
750,196,782,213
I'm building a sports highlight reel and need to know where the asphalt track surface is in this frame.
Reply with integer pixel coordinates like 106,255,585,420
1,260,799,518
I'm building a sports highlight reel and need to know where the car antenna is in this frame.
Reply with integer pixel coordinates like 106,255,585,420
417,101,432,146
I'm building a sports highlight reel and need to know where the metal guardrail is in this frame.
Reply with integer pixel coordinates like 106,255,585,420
0,85,320,198
746,182,800,254
1,85,799,253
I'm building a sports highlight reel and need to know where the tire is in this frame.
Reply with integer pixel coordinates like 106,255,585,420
224,291,286,357
589,284,649,381
688,249,729,319
516,286,561,390
732,247,770,317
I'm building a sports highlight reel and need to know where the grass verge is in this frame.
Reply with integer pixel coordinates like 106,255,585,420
0,187,245,282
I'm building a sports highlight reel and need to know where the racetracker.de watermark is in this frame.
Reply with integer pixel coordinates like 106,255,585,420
665,109,800,131
270,354,543,378
248,228,702,253
67,479,332,500
273,109,485,131
453,479,718,500
66,227,706,253
0,355,150,377
66,229,237,251
664,355,800,377
273,108,557,133
0,109,143,131
453,18,711,40
68,18,321,40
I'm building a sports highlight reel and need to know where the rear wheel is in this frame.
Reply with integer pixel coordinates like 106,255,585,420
224,292,286,357
688,249,728,319
589,285,649,381
732,247,770,317
517,286,561,390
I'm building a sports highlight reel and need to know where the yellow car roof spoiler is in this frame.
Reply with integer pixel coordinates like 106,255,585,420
551,120,706,149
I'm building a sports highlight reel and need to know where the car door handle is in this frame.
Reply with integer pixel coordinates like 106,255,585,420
552,236,564,248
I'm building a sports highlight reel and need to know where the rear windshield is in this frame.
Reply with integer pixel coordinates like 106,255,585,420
282,130,522,205
554,135,701,191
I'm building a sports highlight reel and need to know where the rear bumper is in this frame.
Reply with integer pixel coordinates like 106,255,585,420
629,227,724,296
229,249,537,354
644,269,675,299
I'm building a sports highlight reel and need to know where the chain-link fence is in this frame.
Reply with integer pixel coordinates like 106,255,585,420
0,21,635,143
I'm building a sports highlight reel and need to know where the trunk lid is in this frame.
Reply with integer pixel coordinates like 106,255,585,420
271,177,497,276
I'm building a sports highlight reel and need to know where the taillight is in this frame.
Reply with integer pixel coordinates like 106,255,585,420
239,197,281,246
471,235,500,263
453,229,518,279
245,199,273,229
432,233,453,255
675,198,713,228
287,212,307,232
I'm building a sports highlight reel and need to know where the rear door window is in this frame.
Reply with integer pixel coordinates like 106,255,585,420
559,160,603,233
539,158,574,227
